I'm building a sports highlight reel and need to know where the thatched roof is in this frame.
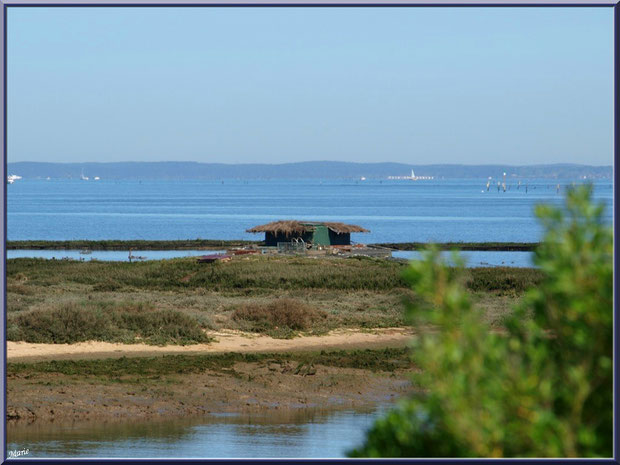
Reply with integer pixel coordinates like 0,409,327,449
246,220,369,236
322,222,370,234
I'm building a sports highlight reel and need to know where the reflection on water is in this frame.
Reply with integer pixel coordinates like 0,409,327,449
7,406,390,458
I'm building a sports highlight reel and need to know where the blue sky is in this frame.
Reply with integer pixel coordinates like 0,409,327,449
8,7,613,165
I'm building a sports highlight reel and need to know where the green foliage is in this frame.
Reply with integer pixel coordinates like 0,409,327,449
350,185,612,458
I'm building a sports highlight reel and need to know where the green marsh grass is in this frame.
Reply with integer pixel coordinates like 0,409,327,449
6,255,542,293
6,255,542,343
7,348,414,377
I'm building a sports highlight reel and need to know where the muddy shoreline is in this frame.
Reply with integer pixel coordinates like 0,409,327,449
7,348,415,426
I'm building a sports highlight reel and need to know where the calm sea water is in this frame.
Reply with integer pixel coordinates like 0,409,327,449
7,178,613,243
5,178,612,458
7,407,387,459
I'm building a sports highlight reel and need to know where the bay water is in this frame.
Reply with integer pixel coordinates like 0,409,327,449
8,178,612,244
5,177,612,458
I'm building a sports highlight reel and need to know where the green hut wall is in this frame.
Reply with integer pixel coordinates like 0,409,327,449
306,224,330,246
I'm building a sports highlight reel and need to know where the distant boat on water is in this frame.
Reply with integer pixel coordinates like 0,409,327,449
80,170,89,181
388,169,434,181
7,174,21,184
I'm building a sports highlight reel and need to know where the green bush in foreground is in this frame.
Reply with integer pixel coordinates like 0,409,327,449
350,185,612,458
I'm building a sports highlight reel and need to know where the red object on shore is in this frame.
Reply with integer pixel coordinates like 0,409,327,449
197,254,232,263
231,249,259,255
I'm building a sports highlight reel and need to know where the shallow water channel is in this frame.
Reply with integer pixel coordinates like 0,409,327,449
392,250,534,267
7,405,390,458
6,249,226,262
7,249,534,267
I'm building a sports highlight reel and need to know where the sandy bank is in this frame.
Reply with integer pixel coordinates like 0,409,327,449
8,327,415,363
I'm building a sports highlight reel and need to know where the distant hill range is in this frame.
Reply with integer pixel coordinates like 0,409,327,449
7,161,612,180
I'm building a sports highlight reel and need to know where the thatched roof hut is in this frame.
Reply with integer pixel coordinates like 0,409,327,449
247,220,369,247
247,220,369,235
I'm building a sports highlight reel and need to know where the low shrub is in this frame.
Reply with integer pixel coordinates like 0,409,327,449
9,301,210,345
10,303,113,344
111,303,209,345
232,298,328,337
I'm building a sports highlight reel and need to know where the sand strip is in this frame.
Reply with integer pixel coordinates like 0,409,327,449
7,327,415,363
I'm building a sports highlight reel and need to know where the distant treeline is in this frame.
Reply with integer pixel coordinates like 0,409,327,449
7,161,612,180
7,240,538,251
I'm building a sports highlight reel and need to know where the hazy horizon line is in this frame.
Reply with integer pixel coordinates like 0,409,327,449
9,161,613,167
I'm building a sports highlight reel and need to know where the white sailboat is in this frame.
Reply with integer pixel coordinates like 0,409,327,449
387,168,434,181
409,169,430,181
80,170,89,181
